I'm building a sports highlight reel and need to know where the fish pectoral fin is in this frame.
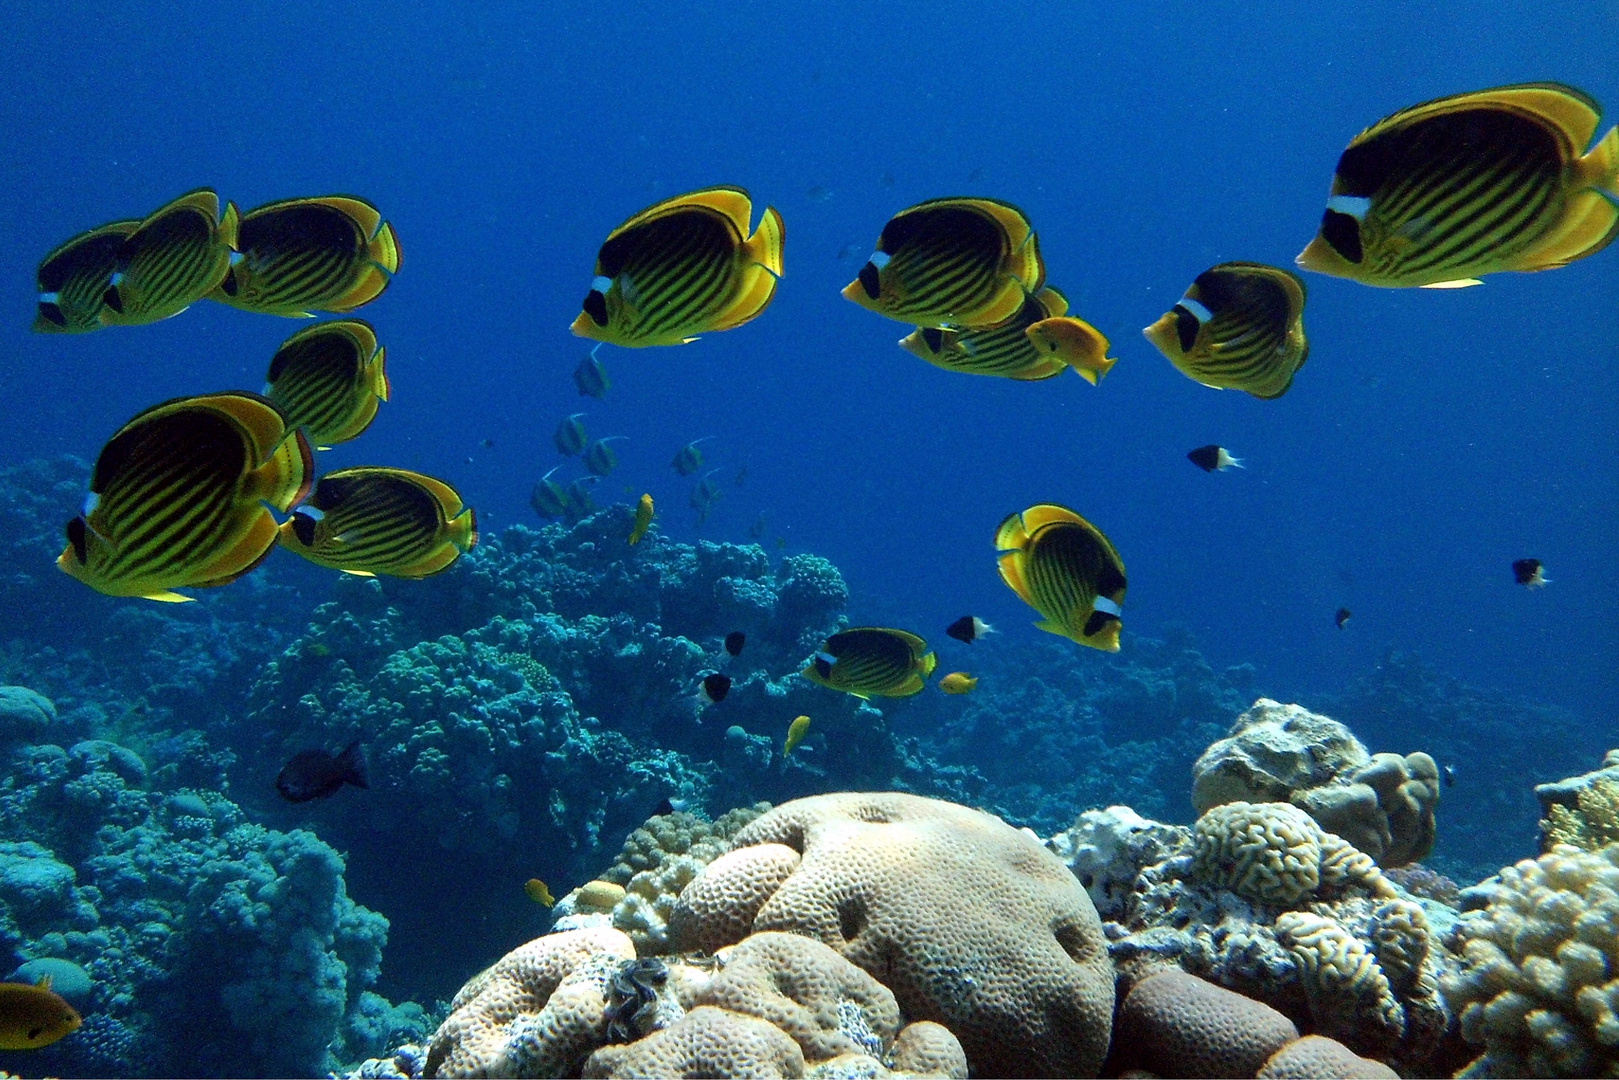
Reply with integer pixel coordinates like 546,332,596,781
142,590,196,603
1419,278,1484,289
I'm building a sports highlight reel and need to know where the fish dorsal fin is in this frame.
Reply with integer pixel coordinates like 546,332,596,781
670,186,756,236
198,391,294,466
139,188,222,231
313,196,385,239
1018,503,1086,536
1360,82,1602,154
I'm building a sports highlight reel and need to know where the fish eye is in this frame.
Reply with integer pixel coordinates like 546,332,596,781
583,290,609,327
857,261,881,300
1171,306,1200,354
37,301,66,327
1320,209,1364,264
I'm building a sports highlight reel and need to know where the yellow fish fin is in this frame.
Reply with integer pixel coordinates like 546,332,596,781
317,196,385,241
917,650,937,679
745,205,786,279
1419,279,1484,289
657,186,756,236
1512,191,1619,272
246,430,314,513
367,219,403,275
140,590,196,603
315,444,335,452
1035,286,1068,318
392,541,463,579
368,344,391,402
1580,123,1619,196
341,568,378,577
973,278,1032,328
217,200,240,249
197,392,292,467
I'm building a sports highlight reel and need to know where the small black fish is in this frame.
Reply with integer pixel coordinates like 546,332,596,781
1442,764,1457,788
481,438,495,449
699,672,731,705
724,631,746,657
1187,445,1244,472
652,796,674,816
276,740,367,803
1335,607,1352,629
1512,558,1549,588
945,615,994,644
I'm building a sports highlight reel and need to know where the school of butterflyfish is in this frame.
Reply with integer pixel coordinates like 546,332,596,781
37,84,1619,703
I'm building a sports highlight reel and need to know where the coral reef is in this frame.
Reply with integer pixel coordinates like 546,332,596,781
1440,842,1619,1077
0,687,416,1079
1536,749,1619,853
1192,699,1440,868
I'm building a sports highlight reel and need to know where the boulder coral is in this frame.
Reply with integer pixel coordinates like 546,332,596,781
1192,700,1439,867
679,792,1115,1077
1439,842,1619,1077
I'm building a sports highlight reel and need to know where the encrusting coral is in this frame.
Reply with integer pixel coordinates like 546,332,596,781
1439,841,1619,1077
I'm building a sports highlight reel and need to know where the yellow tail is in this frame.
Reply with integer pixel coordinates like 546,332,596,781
1583,124,1619,197
747,206,786,279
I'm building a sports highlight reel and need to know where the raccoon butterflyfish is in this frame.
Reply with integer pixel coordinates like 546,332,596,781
995,504,1127,652
698,672,731,705
1335,607,1352,630
802,627,937,699
573,353,612,398
782,714,811,756
945,615,994,644
629,493,654,545
264,320,389,448
842,197,1044,328
278,467,476,579
1513,558,1550,588
213,195,401,316
1144,262,1308,400
671,438,714,476
570,186,785,347
1186,445,1244,472
690,469,723,526
276,741,368,803
940,672,978,695
554,413,588,457
57,392,312,602
34,219,139,332
524,878,556,907
0,975,81,1050
583,437,625,477
530,467,571,520
100,189,240,327
899,287,1112,382
1297,83,1619,288
724,631,745,657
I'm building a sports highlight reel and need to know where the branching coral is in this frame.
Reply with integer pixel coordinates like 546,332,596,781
1440,842,1619,1077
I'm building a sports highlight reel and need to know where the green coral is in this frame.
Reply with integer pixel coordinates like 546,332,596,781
1541,777,1619,852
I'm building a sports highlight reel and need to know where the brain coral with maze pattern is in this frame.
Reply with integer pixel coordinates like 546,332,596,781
677,791,1115,1077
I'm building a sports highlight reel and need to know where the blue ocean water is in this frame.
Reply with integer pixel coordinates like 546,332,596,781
0,1,1615,1075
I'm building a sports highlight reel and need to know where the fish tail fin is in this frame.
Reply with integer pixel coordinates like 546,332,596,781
1581,124,1619,197
918,650,938,680
338,740,369,789
368,345,391,402
1229,456,1246,469
448,506,478,551
369,220,403,275
327,222,401,313
218,200,241,251
746,206,786,279
249,430,314,512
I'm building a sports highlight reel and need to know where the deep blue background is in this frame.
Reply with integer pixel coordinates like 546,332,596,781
1,1,1614,719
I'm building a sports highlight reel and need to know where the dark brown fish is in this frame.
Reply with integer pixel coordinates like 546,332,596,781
276,740,368,803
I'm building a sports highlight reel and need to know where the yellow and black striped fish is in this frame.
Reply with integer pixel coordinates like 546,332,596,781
278,467,476,578
263,320,390,448
995,504,1127,652
100,190,239,327
1143,262,1307,400
57,392,312,602
842,197,1044,328
212,196,401,316
898,287,1115,383
35,219,139,332
1297,82,1619,288
801,627,936,699
570,186,785,347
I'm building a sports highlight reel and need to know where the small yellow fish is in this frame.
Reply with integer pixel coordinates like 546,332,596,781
939,672,978,695
783,714,812,755
629,493,654,545
1024,316,1117,385
524,877,556,907
0,975,82,1050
